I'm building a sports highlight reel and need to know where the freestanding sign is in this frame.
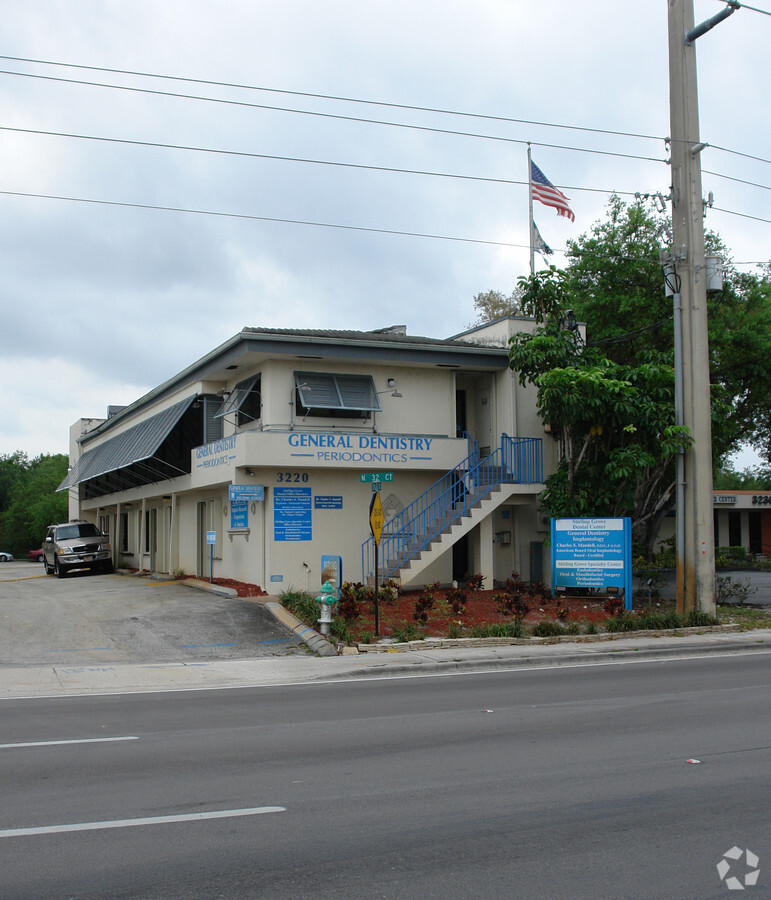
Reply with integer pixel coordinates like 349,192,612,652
551,517,633,610
321,555,343,598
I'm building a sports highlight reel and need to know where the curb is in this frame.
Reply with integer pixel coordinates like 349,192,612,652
318,636,771,681
263,601,338,657
356,623,743,652
181,578,239,599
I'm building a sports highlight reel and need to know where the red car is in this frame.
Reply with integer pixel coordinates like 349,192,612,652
28,549,43,562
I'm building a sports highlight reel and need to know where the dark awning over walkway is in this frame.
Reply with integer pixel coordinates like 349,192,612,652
59,396,196,491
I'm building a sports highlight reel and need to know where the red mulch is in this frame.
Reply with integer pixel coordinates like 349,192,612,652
181,576,615,636
354,589,610,639
181,576,268,598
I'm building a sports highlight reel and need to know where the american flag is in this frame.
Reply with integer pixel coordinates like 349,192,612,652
530,160,575,222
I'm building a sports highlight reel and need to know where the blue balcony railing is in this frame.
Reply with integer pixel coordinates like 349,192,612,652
361,435,542,581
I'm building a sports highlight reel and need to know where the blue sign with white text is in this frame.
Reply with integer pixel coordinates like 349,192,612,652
551,517,633,609
230,500,248,530
274,487,312,541
229,484,265,502
314,495,343,510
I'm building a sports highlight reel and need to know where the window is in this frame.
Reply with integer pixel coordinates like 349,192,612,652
294,371,381,419
215,375,261,427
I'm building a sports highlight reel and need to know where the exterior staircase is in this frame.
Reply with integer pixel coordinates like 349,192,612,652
361,435,543,587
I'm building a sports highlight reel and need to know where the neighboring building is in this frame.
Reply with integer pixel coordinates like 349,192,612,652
654,491,771,559
60,320,558,591
712,491,771,555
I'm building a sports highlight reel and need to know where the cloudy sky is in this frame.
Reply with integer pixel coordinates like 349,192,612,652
1,1,768,460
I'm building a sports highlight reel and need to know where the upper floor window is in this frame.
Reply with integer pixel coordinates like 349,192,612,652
294,371,381,419
215,375,261,427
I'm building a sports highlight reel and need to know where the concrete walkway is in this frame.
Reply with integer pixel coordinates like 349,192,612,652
1,626,768,700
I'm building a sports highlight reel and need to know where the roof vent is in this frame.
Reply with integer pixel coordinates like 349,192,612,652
107,405,127,418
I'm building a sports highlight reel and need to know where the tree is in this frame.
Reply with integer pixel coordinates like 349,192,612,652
562,196,771,461
510,269,696,558
713,461,771,491
0,453,69,555
470,288,521,325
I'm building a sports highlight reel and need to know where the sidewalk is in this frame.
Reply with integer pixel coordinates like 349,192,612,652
1,626,768,700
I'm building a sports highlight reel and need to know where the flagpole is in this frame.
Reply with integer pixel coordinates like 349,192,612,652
527,144,535,276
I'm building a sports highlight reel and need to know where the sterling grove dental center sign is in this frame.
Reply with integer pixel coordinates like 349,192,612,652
551,517,633,609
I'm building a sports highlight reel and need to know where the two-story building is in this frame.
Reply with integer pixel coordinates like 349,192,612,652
59,319,559,592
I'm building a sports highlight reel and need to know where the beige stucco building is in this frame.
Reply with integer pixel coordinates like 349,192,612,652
60,319,558,592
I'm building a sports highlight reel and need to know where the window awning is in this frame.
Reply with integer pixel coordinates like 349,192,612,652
295,372,381,412
214,376,260,419
58,396,196,490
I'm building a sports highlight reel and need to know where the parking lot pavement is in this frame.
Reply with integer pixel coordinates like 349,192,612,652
0,561,305,666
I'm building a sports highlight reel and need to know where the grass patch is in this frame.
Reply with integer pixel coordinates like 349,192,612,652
717,604,771,632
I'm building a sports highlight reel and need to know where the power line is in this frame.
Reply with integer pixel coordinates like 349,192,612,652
703,168,771,192
0,188,534,249
2,54,766,166
732,1,771,16
0,54,668,145
0,125,640,198
8,123,764,208
711,205,771,225
0,69,667,166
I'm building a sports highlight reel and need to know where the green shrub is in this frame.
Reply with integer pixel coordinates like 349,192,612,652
330,619,352,644
279,589,319,626
391,623,425,642
532,621,564,637
605,614,640,632
684,609,718,627
468,621,524,638
716,575,758,606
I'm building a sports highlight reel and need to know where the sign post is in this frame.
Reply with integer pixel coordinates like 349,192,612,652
206,530,216,583
369,491,384,636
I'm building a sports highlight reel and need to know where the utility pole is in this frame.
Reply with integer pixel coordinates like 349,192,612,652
666,0,736,615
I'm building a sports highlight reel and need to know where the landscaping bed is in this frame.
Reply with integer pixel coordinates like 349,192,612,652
277,577,743,647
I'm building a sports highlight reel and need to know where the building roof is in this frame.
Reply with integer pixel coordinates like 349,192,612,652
79,325,509,445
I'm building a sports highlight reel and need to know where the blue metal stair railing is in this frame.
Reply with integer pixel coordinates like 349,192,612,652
361,435,542,581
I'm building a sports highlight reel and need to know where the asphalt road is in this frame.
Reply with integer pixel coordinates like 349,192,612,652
0,654,767,899
0,560,304,664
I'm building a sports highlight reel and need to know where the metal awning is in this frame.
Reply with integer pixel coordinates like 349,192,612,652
58,396,196,490
295,371,381,412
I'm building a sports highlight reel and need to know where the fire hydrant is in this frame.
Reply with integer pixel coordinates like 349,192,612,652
316,580,337,636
